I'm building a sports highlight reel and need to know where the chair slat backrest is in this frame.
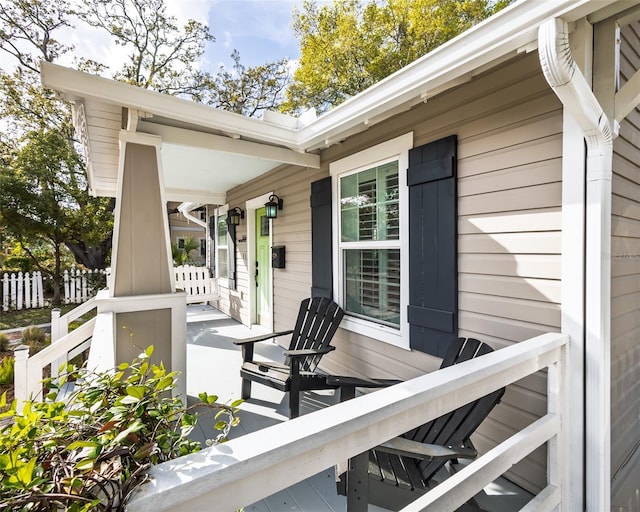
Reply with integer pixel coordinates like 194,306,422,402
287,297,345,372
404,337,505,482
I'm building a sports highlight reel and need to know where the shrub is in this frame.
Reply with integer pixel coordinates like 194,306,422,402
0,357,13,385
0,346,241,511
0,333,9,352
20,326,48,351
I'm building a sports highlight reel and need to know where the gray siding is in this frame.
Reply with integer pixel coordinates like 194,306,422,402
222,52,561,493
611,21,640,510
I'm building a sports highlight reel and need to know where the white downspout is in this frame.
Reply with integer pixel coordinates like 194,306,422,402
177,202,207,229
539,18,613,512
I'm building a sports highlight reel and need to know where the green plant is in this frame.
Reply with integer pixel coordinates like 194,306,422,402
20,325,48,349
171,236,199,266
0,357,14,385
0,346,241,511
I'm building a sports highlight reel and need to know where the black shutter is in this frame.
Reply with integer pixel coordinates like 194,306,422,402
227,212,237,290
407,135,457,357
208,215,216,278
310,177,333,299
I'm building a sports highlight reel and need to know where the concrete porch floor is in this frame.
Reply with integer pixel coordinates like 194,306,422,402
183,304,533,512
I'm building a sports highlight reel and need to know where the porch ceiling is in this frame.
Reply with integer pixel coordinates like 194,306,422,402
41,63,320,203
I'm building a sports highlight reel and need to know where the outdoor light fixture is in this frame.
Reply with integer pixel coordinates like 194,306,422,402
264,194,283,219
228,207,244,226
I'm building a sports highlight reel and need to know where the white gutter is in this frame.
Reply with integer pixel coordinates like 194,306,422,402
298,0,617,150
539,18,613,512
177,203,207,229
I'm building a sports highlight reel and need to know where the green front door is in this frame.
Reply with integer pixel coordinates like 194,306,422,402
255,207,271,327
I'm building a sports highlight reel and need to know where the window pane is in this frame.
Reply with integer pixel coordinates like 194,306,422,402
217,215,228,279
218,248,228,278
344,249,400,327
340,161,398,242
217,216,227,246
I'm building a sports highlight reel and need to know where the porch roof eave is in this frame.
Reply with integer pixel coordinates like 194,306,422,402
40,61,307,152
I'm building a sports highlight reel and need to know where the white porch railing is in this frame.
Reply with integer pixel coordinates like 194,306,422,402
174,265,217,303
13,290,188,410
126,332,570,512
14,317,96,408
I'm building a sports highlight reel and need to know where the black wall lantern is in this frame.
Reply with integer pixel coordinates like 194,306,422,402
265,194,283,219
228,207,244,226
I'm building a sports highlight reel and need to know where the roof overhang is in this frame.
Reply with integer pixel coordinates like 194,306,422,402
41,0,632,202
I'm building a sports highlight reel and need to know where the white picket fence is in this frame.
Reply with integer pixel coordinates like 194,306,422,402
1,272,44,312
2,266,210,311
1,268,109,311
63,268,109,305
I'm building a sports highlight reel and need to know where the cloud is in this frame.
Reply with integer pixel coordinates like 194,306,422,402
224,31,234,49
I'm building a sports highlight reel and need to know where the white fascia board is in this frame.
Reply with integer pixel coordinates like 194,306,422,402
40,61,303,151
297,0,618,151
138,120,320,168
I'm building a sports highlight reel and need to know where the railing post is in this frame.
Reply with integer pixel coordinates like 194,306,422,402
50,307,66,378
13,344,30,412
547,339,569,507
51,307,61,342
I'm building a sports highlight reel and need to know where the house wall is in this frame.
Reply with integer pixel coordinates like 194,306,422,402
610,21,640,511
222,52,562,493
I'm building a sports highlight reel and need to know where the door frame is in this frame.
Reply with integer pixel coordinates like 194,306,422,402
246,192,274,331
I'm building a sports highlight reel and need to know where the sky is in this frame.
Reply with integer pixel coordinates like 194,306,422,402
0,0,313,77
204,0,305,70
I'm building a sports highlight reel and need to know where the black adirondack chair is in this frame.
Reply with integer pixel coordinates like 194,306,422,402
233,297,345,418
337,337,506,512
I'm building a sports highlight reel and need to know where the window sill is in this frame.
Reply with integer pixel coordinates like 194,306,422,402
341,316,409,350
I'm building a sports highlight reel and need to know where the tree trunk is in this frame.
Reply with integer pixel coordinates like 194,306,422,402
52,241,62,307
66,236,113,270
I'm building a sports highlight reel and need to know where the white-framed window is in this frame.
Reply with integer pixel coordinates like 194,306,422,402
330,132,412,349
176,237,186,249
216,205,229,284
199,238,206,258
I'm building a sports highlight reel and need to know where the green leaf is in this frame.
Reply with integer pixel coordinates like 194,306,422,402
75,458,95,471
16,457,37,485
126,385,146,399
231,399,243,408
157,376,174,390
67,440,101,451
145,345,154,357
119,395,140,405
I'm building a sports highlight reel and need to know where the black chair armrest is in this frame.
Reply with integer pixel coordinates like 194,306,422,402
326,375,402,401
325,375,402,388
376,437,477,461
233,330,294,346
284,346,336,358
